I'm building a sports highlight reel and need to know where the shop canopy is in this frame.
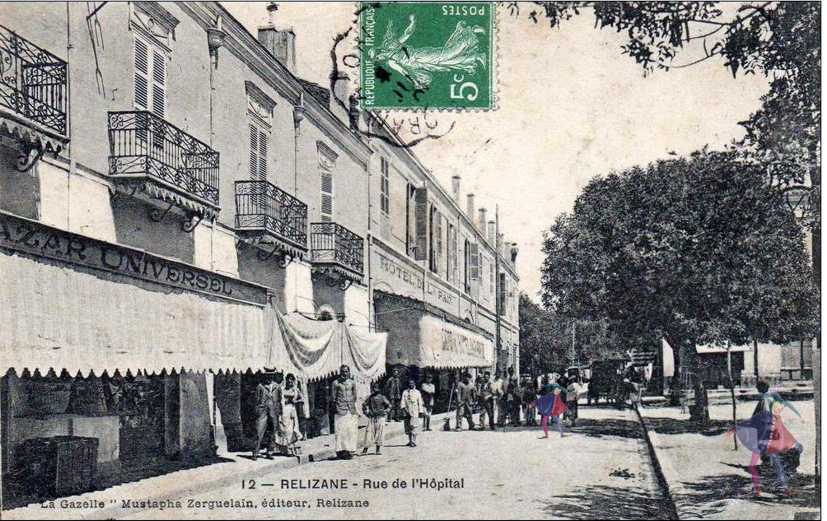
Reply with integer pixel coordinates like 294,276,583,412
374,291,495,369
0,215,386,381
277,312,387,383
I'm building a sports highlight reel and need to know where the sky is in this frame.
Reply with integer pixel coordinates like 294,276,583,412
224,2,771,302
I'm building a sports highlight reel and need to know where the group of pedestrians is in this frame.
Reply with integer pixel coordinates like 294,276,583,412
252,370,305,460
252,365,583,462
453,368,581,437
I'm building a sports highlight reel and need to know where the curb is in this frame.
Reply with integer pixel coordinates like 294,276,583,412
634,405,681,521
62,415,442,520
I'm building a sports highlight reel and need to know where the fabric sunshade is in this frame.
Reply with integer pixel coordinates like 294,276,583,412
0,251,387,382
0,252,282,375
384,311,495,369
277,312,387,383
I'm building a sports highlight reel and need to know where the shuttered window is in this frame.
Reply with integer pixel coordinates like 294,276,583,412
380,157,390,215
463,239,471,292
470,242,480,281
318,143,337,222
447,223,457,283
134,35,165,118
490,256,496,296
436,211,443,275
406,184,416,257
321,171,334,222
249,123,268,181
413,187,428,261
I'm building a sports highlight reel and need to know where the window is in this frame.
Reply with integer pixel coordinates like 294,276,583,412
406,184,416,257
449,224,458,283
318,142,337,222
498,272,507,312
489,255,495,297
245,82,275,183
428,206,443,274
413,187,428,261
249,123,268,181
380,157,390,215
463,238,471,293
134,35,166,118
436,211,443,275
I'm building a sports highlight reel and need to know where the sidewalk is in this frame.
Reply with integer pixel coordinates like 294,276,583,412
636,399,819,520
5,414,447,520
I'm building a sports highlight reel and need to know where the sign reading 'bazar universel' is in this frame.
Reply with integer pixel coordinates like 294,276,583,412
0,211,269,306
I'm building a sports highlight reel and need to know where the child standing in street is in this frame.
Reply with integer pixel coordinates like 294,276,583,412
362,382,391,455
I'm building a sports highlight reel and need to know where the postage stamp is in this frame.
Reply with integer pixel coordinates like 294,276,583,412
359,2,495,111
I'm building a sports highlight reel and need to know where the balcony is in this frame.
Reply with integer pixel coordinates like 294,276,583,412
235,180,308,260
107,111,220,222
310,222,364,284
0,25,68,154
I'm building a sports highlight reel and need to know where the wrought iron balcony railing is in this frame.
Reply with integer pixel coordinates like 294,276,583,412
310,222,364,278
0,25,68,136
107,111,220,211
235,180,308,255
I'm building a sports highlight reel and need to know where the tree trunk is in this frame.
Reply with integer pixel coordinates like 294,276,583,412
668,339,682,406
727,347,737,450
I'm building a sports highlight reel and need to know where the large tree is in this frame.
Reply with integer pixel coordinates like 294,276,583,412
541,150,818,386
513,1,821,268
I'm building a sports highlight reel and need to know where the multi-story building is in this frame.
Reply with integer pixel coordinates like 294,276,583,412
366,122,521,388
0,1,519,505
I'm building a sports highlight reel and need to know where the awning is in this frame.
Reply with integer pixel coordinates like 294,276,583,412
277,312,386,383
0,210,387,382
0,250,279,376
375,292,495,369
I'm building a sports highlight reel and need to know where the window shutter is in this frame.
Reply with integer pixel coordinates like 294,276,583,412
470,243,480,280
452,226,458,283
436,212,443,274
151,48,166,118
498,272,506,311
258,129,268,181
406,185,417,257
134,38,149,110
249,124,258,178
321,171,334,222
414,187,428,261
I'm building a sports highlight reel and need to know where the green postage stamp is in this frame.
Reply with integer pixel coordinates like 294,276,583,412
359,2,496,111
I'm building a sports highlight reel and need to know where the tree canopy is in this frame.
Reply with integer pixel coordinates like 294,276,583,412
540,150,819,371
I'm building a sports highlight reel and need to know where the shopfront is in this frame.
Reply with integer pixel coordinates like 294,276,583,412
0,211,386,508
374,290,495,413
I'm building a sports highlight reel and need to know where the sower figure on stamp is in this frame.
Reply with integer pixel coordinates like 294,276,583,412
332,364,358,460
362,381,391,456
253,368,282,460
384,367,403,422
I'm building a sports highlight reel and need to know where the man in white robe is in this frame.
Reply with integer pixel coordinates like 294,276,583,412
332,365,358,459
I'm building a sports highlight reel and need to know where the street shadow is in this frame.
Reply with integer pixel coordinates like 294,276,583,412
4,455,235,510
540,483,674,520
675,471,819,517
559,417,643,440
644,417,731,436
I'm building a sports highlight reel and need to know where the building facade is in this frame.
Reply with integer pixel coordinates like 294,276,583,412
0,1,519,506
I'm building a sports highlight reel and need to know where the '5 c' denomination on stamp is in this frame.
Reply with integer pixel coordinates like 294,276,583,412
360,2,495,111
